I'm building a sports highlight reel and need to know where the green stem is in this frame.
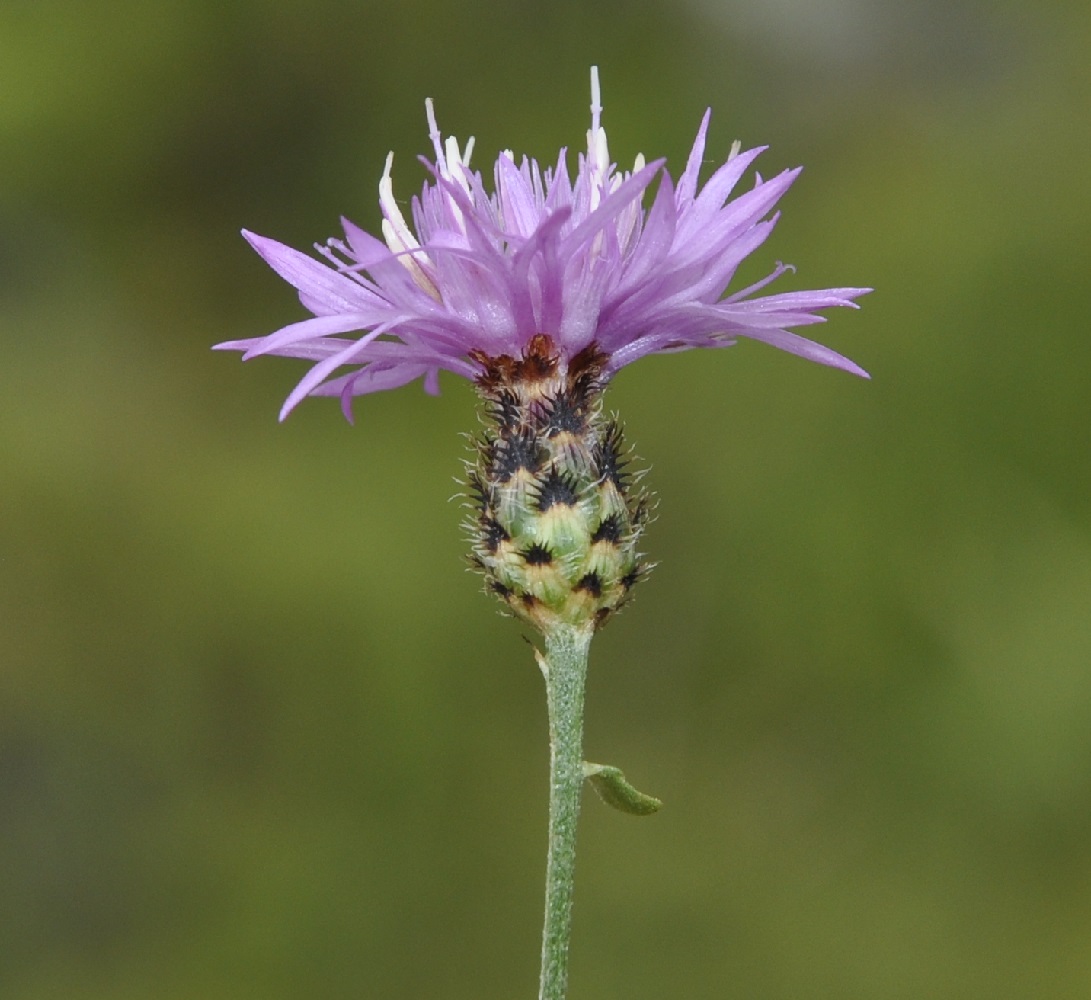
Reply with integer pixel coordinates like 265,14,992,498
538,624,594,1000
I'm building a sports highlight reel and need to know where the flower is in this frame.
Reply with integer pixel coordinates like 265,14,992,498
215,68,869,422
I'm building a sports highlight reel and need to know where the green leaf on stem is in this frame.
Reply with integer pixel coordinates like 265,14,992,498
583,761,662,816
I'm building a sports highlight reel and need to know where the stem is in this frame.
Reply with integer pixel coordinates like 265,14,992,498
538,624,594,1000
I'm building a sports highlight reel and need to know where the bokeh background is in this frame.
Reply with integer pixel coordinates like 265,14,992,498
2,1,1089,997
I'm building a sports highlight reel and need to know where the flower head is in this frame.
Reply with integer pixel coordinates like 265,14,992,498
216,69,869,421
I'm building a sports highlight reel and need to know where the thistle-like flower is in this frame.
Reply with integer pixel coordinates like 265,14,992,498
216,69,868,631
218,72,870,999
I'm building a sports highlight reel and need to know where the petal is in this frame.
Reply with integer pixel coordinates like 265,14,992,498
340,217,400,270
615,172,677,294
496,152,544,238
278,330,388,419
675,109,711,207
235,312,389,360
734,326,871,377
674,146,766,243
727,287,873,309
243,230,380,314
560,159,665,258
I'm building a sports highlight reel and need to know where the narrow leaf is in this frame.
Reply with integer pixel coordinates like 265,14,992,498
583,761,662,816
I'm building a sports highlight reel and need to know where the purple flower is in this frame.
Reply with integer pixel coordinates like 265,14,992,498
215,69,869,421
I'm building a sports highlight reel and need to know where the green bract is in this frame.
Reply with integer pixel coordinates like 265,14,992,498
466,335,649,633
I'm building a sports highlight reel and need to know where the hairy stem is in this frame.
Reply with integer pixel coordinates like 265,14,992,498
538,624,594,1000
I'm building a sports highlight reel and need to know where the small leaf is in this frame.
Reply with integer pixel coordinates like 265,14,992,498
583,761,663,816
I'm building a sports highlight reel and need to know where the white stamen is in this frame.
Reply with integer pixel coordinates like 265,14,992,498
425,98,445,170
586,67,610,212
444,135,463,175
378,150,440,299
590,66,602,135
378,153,418,255
425,98,471,230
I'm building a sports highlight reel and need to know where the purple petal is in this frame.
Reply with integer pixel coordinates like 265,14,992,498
243,231,380,314
221,76,869,420
735,326,871,377
675,109,711,207
235,312,386,360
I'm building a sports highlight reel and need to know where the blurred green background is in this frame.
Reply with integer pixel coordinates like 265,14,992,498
2,1,1090,997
